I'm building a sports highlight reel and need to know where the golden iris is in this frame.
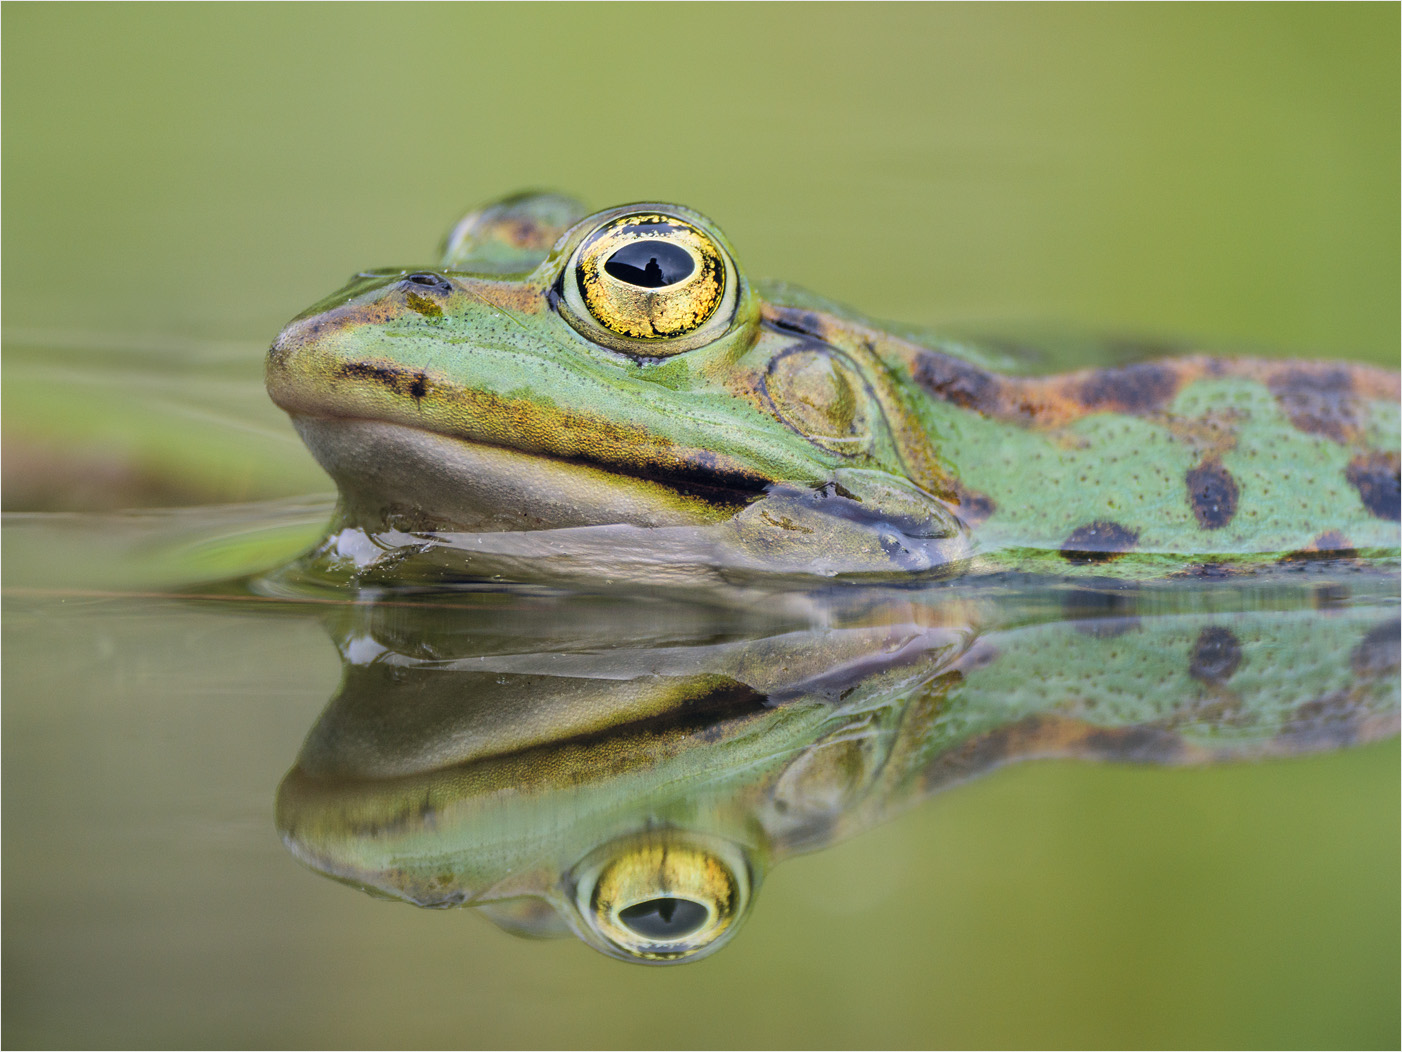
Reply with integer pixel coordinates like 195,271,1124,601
573,834,748,962
574,213,726,341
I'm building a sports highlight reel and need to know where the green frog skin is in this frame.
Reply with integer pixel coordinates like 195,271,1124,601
266,193,1400,585
276,580,1399,964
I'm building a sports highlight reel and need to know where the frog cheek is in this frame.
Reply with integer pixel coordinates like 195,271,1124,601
567,833,755,964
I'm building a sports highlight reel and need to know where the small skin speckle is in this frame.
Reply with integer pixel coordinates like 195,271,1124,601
1185,458,1239,530
1060,521,1139,564
1189,626,1242,684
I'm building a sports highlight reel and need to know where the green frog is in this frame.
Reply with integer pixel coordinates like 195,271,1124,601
276,579,1399,964
266,193,1399,587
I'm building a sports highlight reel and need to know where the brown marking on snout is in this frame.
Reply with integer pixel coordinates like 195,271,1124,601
337,359,433,401
1185,458,1240,530
1060,520,1140,564
1344,451,1400,521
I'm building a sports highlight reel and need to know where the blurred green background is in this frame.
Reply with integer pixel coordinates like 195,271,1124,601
3,4,1398,1048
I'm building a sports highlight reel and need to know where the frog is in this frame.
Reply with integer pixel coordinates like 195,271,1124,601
276,577,1400,964
266,192,1400,588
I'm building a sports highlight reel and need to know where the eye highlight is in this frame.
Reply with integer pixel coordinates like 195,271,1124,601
559,209,738,355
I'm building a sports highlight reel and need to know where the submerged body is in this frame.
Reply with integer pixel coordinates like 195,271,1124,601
267,193,1400,586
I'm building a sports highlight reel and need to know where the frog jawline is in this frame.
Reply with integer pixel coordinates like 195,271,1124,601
291,415,753,533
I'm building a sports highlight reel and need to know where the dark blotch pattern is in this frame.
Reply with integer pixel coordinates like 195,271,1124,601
1268,367,1357,443
951,482,996,526
1078,362,1178,415
338,361,432,401
1189,626,1242,684
914,353,999,412
1059,520,1140,563
1350,618,1401,678
1185,458,1240,529
1345,452,1400,521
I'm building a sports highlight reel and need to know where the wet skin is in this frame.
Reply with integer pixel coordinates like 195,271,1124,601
266,193,1401,587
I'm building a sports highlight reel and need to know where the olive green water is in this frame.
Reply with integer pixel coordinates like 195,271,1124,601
3,5,1398,1048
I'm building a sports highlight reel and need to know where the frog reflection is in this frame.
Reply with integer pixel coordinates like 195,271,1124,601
276,578,1399,964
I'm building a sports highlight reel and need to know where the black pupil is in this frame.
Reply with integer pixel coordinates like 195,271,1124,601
618,897,709,939
604,240,695,288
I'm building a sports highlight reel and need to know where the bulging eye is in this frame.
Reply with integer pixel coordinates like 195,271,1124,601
569,833,752,963
559,209,739,356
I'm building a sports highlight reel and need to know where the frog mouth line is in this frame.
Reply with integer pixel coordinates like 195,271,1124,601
290,415,771,532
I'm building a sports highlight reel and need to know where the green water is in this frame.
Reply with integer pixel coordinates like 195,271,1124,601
3,4,1398,1047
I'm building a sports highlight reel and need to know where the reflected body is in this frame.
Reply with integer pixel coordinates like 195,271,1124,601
277,578,1400,963
265,193,1400,590
267,192,1402,964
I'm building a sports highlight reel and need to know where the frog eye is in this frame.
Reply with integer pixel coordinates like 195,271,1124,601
570,834,751,963
559,210,739,356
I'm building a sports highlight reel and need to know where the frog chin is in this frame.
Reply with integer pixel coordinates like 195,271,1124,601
286,416,973,584
290,415,749,534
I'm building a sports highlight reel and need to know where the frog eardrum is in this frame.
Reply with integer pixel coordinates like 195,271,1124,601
559,209,738,355
568,833,752,963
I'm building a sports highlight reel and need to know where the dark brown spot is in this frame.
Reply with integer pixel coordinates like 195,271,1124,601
951,481,996,526
1185,458,1239,529
1344,452,1400,521
913,352,1000,412
1269,367,1357,443
1350,618,1400,678
1060,521,1139,563
1077,362,1179,415
409,374,429,400
1189,626,1242,684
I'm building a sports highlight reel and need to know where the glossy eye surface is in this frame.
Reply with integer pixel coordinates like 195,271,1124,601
560,209,738,355
571,834,750,963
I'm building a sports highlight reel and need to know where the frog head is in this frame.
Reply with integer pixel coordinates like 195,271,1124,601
266,193,967,581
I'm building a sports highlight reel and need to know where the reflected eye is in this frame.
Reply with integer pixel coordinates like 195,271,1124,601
570,833,752,963
559,209,739,356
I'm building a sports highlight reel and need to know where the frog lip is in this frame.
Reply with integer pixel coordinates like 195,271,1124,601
289,414,767,532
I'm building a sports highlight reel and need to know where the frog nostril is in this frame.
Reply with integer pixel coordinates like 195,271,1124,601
405,272,452,292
